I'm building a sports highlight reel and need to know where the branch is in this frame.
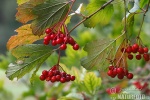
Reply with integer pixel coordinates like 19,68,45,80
69,0,114,33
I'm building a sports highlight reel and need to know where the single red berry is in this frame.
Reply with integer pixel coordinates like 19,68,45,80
56,38,63,44
138,47,144,54
51,76,56,82
60,44,67,50
70,76,75,81
109,65,114,70
132,44,139,50
56,75,61,81
60,77,66,83
136,54,141,60
73,44,79,50
127,73,133,79
59,33,65,38
50,34,55,40
45,28,52,34
143,54,149,61
126,46,132,53
54,70,60,75
43,40,49,45
132,47,138,53
112,68,117,76
63,37,69,43
40,75,46,81
44,35,51,41
48,71,54,77
117,67,124,75
124,69,128,76
46,77,51,81
107,70,113,76
51,40,57,46
42,70,48,76
61,72,67,77
143,47,149,53
117,74,124,79
121,48,126,52
68,37,75,45
66,75,71,82
110,74,116,78
128,54,133,60
51,65,57,71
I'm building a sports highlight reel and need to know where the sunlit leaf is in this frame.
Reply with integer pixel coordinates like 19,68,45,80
83,72,101,95
7,24,45,50
16,0,45,23
31,0,69,36
17,0,29,5
6,44,53,80
84,0,114,28
81,39,115,71
140,0,149,8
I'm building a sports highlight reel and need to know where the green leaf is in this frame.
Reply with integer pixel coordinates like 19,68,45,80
16,0,45,24
31,0,69,36
83,72,101,95
6,44,53,80
81,39,115,71
140,0,149,8
17,0,29,5
84,0,114,28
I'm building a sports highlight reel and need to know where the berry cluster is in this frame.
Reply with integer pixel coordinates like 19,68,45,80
121,43,149,61
106,85,121,94
107,65,133,79
43,28,79,50
39,65,75,83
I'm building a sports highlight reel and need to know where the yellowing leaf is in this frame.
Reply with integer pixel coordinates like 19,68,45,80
7,24,45,50
17,0,29,5
16,0,45,23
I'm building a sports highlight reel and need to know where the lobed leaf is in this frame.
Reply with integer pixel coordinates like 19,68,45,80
31,0,69,36
6,44,53,80
83,72,101,95
84,0,114,28
7,24,45,50
81,39,115,71
16,0,45,23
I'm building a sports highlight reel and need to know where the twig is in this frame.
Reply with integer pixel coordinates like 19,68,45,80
69,0,114,33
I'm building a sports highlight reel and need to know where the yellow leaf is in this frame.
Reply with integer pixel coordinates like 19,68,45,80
7,24,45,50
17,0,29,5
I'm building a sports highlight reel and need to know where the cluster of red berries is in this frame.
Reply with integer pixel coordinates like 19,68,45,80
39,65,75,83
107,65,133,79
121,43,149,61
43,28,79,50
133,81,150,95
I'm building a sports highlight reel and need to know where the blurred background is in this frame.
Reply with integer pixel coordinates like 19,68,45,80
0,0,150,100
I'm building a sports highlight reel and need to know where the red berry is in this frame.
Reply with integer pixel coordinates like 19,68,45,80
70,76,75,81
61,72,67,77
51,40,57,46
121,48,126,52
43,40,49,45
117,74,124,79
126,46,132,53
132,47,138,53
66,75,71,82
138,47,144,54
112,68,117,76
63,37,69,43
44,35,51,41
42,70,48,76
117,67,124,75
51,65,57,71
50,34,55,39
110,74,116,78
45,28,52,34
51,76,56,82
60,77,66,83
56,75,61,81
46,77,51,81
143,47,148,53
68,37,75,45
133,81,142,89
124,69,128,76
40,75,46,81
107,70,113,76
48,71,54,77
56,38,63,44
128,54,133,60
136,54,141,60
109,65,114,70
73,44,79,50
127,73,133,79
132,44,139,50
60,44,67,50
143,54,149,61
